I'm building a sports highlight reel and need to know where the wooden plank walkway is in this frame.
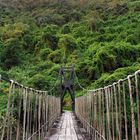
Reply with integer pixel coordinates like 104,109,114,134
44,111,90,140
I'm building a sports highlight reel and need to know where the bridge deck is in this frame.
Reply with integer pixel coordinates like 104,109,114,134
44,111,90,140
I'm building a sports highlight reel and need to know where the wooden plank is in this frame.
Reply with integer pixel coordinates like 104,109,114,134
44,111,90,140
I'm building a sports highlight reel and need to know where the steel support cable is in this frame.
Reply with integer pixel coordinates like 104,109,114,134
26,92,30,139
89,94,92,137
23,94,61,140
74,70,140,94
74,71,94,92
76,110,106,140
110,86,115,140
45,94,48,133
135,71,140,140
9,83,15,140
29,90,33,138
105,87,111,140
0,75,61,140
0,74,57,94
75,70,140,140
23,88,27,140
0,80,13,140
75,93,106,140
74,70,104,95
16,86,22,140
8,81,14,140
27,121,49,140
102,90,105,138
98,91,101,138
38,94,41,140
128,76,138,140
122,82,128,140
47,82,57,93
113,83,120,140
101,89,105,138
118,81,122,139
42,92,46,137
47,70,62,95
96,91,99,136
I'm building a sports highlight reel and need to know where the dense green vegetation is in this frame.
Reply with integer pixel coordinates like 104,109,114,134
0,0,140,92
0,0,139,137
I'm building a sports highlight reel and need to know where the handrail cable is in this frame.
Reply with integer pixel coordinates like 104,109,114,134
74,69,140,93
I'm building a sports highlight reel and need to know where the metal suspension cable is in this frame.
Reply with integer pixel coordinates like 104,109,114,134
0,74,61,140
75,69,140,140
47,76,61,93
47,69,62,94
0,73,60,94
74,69,140,93
74,70,95,92
47,80,58,93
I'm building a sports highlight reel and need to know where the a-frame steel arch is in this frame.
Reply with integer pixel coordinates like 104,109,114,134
60,65,75,112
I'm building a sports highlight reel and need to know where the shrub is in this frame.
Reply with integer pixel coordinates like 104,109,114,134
58,34,77,53
2,22,29,40
48,49,63,63
0,38,22,70
40,48,52,60
61,24,71,34
42,25,59,50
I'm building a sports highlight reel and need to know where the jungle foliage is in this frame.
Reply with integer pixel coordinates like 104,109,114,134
0,0,140,136
0,0,139,93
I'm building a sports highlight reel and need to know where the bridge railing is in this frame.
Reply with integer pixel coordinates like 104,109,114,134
0,77,61,140
75,70,140,140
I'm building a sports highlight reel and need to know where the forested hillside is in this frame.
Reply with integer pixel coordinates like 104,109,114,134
0,0,140,92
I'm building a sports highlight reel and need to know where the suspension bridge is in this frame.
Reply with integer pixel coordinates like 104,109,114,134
0,66,140,140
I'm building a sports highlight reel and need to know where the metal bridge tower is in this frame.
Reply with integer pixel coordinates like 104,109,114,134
60,65,75,112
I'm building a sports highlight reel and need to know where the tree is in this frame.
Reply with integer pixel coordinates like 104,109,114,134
29,74,48,90
0,38,22,70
